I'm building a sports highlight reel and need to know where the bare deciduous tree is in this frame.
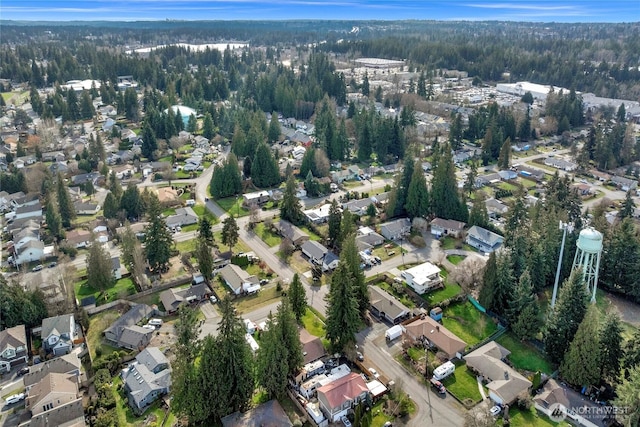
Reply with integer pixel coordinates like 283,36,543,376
450,256,486,295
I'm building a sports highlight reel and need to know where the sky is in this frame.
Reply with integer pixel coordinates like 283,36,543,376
1,0,639,22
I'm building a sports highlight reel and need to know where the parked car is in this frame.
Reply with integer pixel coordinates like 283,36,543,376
17,367,29,376
369,368,380,379
430,378,446,394
209,295,218,304
5,393,25,405
32,264,43,272
356,351,364,362
142,325,156,331
48,262,57,268
490,405,502,417
341,416,352,427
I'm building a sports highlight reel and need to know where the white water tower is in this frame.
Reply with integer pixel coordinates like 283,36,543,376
571,227,603,304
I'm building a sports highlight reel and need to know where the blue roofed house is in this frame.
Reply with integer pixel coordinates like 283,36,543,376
465,226,504,254
0,325,28,372
122,347,171,415
322,251,340,271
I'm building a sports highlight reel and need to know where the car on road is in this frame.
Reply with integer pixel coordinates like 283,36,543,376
48,262,57,268
32,264,43,272
430,378,446,394
17,367,30,376
356,351,364,362
5,393,25,405
490,405,502,417
341,416,352,427
369,368,380,379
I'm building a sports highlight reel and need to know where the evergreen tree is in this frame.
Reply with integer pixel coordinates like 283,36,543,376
198,218,214,246
341,234,368,316
288,273,307,323
508,270,541,340
417,71,426,97
430,143,468,222
210,153,242,199
65,89,80,121
109,171,123,200
209,298,254,419
618,190,636,219
123,87,139,121
304,171,319,197
56,173,76,228
275,296,304,375
325,263,360,353
560,306,602,387
144,196,173,273
327,199,342,248
45,195,64,241
120,184,143,221
80,90,95,120
361,72,370,96
468,195,490,229
479,252,497,310
195,237,214,281
601,218,640,303
187,114,197,133
449,113,463,150
544,270,589,364
174,108,184,133
202,112,215,140
103,192,120,219
613,366,640,427
268,113,281,143
141,122,157,160
86,237,114,291
256,312,289,399
251,143,280,188
599,313,623,380
623,329,640,372
221,216,239,254
497,137,512,169
405,160,430,219
280,175,304,225
464,161,479,197
300,147,316,179
30,86,43,115
340,210,356,243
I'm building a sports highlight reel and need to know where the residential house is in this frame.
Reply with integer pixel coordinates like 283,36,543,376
317,373,370,422
155,187,181,206
402,262,443,294
13,227,40,251
430,218,466,238
219,264,260,295
301,240,328,265
48,161,68,175
322,251,340,272
242,190,271,207
498,170,518,180
11,240,45,266
41,151,65,163
331,165,361,184
122,347,171,415
41,314,76,356
611,175,638,192
0,325,28,372
544,157,577,172
165,207,198,228
64,229,92,249
533,379,576,423
369,285,411,324
104,304,154,348
300,328,327,365
112,257,122,280
24,373,82,424
117,326,154,351
464,341,532,405
20,397,85,427
14,204,42,220
371,191,390,206
517,166,545,181
485,198,509,217
71,172,101,186
274,220,309,247
404,317,467,359
380,218,411,241
23,353,82,391
159,283,209,314
465,226,504,254
111,164,135,179
74,201,100,215
356,227,384,248
342,198,374,216
304,204,332,224
475,173,502,187
221,400,292,427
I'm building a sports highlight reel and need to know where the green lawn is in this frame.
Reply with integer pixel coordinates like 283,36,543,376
254,222,282,247
371,400,395,427
212,231,251,254
442,302,498,348
496,333,554,374
192,204,217,223
299,225,324,242
440,236,457,250
376,281,416,309
233,286,282,314
423,282,462,305
499,406,571,427
162,208,177,217
181,223,199,232
519,177,538,189
446,255,465,265
87,310,122,360
175,239,197,253
441,363,483,406
372,243,401,261
216,196,249,217
74,277,136,306
301,308,326,337
497,181,519,192
113,376,168,426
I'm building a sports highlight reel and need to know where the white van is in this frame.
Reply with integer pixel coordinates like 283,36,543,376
432,361,455,381
148,318,163,327
186,199,196,207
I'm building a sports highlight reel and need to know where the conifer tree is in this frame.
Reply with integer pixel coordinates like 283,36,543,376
288,273,307,323
341,235,368,316
251,143,280,188
430,143,468,222
598,313,623,380
256,312,289,398
405,160,430,219
268,112,281,143
144,195,173,273
325,263,360,352
544,270,589,364
221,216,239,254
195,238,214,281
45,195,64,241
560,306,602,386
56,173,76,228
497,137,512,170
613,366,640,427
86,237,114,291
202,112,215,140
328,199,342,248
280,175,304,225
276,296,304,375
508,269,541,340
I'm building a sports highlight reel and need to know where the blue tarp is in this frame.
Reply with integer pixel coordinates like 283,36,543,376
468,295,487,313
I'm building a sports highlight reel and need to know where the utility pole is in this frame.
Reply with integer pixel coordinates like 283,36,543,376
551,221,572,308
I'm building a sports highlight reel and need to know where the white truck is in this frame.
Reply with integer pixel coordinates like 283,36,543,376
385,325,405,342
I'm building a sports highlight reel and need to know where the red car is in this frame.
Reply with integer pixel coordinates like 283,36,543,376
430,378,446,394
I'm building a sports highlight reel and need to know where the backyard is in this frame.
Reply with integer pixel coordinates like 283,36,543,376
233,285,282,314
496,333,554,374
498,406,570,427
442,301,499,348
301,308,326,338
441,362,483,407
113,376,174,426
75,277,137,306
446,255,465,265
87,310,121,359
423,282,462,306
253,222,282,247
376,280,416,309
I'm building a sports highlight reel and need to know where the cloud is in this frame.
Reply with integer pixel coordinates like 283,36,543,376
464,2,579,11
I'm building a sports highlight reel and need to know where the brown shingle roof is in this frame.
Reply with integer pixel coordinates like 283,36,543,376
299,328,326,364
404,317,467,358
317,373,368,409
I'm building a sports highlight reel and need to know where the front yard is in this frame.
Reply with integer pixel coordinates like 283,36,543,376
301,308,326,338
498,406,571,427
233,285,282,314
253,222,282,247
442,301,499,348
216,196,249,217
441,362,483,407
